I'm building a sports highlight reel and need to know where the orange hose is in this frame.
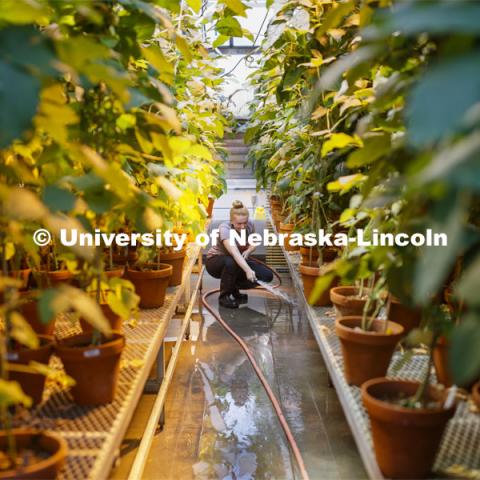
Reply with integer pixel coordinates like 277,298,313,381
201,259,310,480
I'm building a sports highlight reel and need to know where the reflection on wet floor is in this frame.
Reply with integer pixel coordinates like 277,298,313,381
143,273,366,480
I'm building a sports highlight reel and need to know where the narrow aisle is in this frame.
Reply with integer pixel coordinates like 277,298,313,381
142,273,366,479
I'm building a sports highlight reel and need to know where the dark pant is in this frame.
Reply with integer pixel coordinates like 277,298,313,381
205,255,274,296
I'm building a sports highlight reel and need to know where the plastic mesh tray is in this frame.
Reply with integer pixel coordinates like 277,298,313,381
13,245,201,480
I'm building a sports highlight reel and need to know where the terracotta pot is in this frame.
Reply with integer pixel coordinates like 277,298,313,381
0,429,67,479
299,264,337,306
362,378,456,479
38,269,74,287
112,251,137,266
279,222,299,252
8,335,54,405
18,293,56,336
105,266,124,279
126,263,173,308
207,197,215,218
388,296,422,335
330,286,373,318
335,316,404,386
433,336,453,388
472,381,480,410
158,249,186,286
299,246,337,266
56,332,125,405
80,303,123,334
9,268,31,290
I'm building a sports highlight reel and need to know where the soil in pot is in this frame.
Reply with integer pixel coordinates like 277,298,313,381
158,249,186,286
279,222,299,252
299,264,338,306
299,246,337,266
56,332,125,405
362,377,456,479
126,263,173,308
388,296,422,335
80,303,123,334
8,335,54,405
0,429,67,480
330,286,374,318
335,317,404,386
18,293,55,336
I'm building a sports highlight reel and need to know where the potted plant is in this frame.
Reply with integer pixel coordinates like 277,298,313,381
54,281,125,405
335,278,404,385
0,268,66,478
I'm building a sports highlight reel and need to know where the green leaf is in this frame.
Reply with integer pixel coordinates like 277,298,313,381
321,133,360,157
413,193,467,304
407,53,480,146
221,0,248,17
0,0,48,24
42,185,76,213
216,16,243,37
0,379,31,408
116,113,137,131
450,314,480,386
9,312,39,349
175,34,193,63
374,2,480,37
0,60,40,148
213,35,229,48
309,272,336,305
315,0,354,36
346,134,391,168
187,0,201,13
418,132,480,188
456,255,480,306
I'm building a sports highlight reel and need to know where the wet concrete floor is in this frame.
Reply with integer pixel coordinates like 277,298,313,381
115,272,366,480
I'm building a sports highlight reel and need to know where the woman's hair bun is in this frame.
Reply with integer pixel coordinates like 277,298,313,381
232,200,244,209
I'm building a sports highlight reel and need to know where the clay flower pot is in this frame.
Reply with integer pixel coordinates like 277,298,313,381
299,246,337,266
362,378,456,479
0,429,67,479
335,317,404,386
330,286,373,318
279,222,299,252
9,268,31,290
207,197,215,218
112,251,138,266
299,264,337,306
472,381,480,410
18,292,56,336
159,249,186,286
126,263,173,308
56,332,125,405
105,266,124,279
8,335,54,405
37,269,74,287
80,303,123,334
388,296,422,335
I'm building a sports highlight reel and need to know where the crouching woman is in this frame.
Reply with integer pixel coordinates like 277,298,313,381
205,200,273,308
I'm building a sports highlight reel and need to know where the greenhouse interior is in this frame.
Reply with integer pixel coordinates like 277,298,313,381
1,0,480,479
